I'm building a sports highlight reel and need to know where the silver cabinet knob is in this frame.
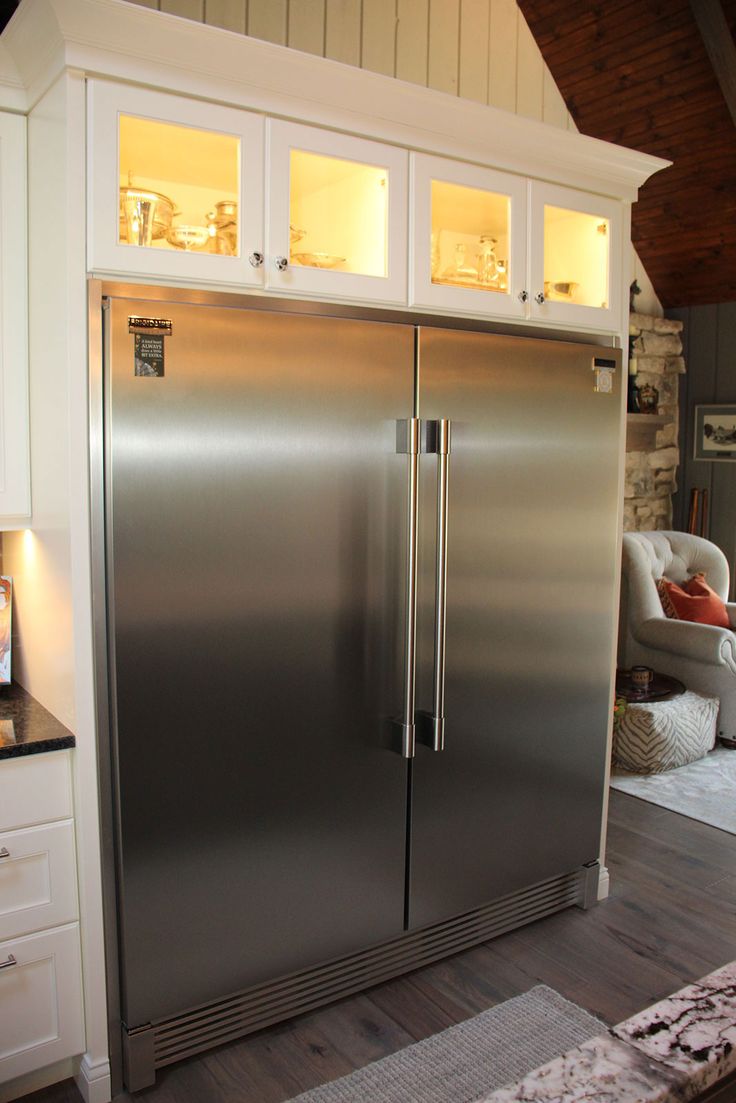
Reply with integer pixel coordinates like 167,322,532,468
518,290,529,303
535,292,545,305
0,847,9,859
275,256,289,272
249,252,264,268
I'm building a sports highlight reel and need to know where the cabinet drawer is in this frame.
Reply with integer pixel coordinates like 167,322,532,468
0,924,84,1083
0,821,78,941
0,751,72,832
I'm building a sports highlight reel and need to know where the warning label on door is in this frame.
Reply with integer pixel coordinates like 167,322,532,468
134,333,165,377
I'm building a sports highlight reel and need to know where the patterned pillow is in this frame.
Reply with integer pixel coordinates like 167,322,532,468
656,573,730,628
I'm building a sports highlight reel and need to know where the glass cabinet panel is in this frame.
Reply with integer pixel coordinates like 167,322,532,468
289,150,388,277
430,180,510,294
118,115,240,256
542,205,610,309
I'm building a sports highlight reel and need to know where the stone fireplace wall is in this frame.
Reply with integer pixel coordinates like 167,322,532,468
623,312,685,532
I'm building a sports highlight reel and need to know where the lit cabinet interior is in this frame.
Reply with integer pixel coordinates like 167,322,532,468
289,150,388,277
430,180,510,293
119,114,240,256
543,204,610,309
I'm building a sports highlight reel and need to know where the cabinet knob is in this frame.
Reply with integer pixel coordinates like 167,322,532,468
0,847,9,859
518,290,529,303
249,252,264,268
275,256,289,272
535,292,545,305
0,954,17,970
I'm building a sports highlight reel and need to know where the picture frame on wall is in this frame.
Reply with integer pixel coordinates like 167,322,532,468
0,576,11,685
694,404,736,461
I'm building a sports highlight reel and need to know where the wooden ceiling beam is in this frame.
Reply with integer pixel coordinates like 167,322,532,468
690,0,736,127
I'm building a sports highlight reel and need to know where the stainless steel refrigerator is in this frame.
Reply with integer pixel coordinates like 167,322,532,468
100,288,621,1089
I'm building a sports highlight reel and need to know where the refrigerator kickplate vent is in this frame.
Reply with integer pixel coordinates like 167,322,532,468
121,867,590,1092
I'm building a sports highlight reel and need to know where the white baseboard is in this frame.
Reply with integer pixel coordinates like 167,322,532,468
597,865,610,901
75,1053,112,1103
0,1059,74,1103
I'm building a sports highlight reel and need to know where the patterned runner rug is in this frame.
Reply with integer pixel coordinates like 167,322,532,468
286,986,603,1103
611,745,736,834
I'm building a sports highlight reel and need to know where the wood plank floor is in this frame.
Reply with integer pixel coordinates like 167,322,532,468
24,790,736,1103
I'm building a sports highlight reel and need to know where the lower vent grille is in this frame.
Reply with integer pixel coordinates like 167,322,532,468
123,868,587,1090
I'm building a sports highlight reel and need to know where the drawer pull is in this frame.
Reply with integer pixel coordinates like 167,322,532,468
0,847,10,859
0,954,17,969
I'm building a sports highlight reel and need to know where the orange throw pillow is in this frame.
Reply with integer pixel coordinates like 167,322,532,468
656,573,731,628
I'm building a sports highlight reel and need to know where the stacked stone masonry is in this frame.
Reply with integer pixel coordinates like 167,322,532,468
624,312,685,532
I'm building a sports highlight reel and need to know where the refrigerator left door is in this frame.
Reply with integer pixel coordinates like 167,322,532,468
104,297,414,1025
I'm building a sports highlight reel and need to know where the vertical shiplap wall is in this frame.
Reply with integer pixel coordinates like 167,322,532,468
129,0,576,130
671,303,736,598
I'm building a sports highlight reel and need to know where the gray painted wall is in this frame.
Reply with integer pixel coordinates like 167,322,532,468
671,302,736,598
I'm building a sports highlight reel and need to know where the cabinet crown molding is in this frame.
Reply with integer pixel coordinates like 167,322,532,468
3,0,668,201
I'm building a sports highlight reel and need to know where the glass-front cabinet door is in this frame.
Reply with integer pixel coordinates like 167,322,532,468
410,154,527,319
528,182,622,330
266,121,408,304
88,81,264,285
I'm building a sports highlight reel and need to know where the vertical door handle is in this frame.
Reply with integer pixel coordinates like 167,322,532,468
418,420,451,751
396,418,421,758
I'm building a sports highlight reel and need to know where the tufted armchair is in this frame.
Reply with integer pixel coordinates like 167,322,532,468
620,531,736,740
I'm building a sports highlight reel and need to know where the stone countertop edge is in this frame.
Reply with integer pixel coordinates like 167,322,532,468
0,682,76,761
478,959,736,1102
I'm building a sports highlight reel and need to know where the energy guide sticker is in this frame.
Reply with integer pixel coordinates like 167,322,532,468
134,333,165,377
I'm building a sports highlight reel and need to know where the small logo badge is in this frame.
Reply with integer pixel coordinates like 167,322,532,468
592,357,616,394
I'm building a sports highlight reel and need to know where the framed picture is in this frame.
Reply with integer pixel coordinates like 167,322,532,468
694,404,736,461
0,576,11,685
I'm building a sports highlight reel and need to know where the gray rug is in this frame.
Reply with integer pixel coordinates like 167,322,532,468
611,745,736,834
286,985,604,1103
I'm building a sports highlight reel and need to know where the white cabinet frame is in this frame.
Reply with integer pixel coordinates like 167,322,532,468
528,181,622,331
88,80,265,287
0,112,30,525
267,120,408,305
410,153,527,320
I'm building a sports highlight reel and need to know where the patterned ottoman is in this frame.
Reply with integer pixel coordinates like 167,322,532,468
613,690,718,774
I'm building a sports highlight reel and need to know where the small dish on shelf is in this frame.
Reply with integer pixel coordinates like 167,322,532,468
291,252,346,269
166,225,212,251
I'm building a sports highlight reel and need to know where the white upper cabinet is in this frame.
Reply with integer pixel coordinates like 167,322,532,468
0,111,30,526
266,121,408,305
87,81,265,287
410,153,527,320
528,181,622,330
411,154,622,331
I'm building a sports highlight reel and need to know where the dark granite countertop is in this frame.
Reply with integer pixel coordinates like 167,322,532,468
0,683,76,760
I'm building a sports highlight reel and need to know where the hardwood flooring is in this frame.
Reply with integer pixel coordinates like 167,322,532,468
23,790,736,1103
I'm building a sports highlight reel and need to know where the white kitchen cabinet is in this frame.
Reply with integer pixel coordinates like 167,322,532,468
411,153,622,331
0,924,85,1083
88,80,265,287
0,752,84,1088
0,111,30,526
528,181,622,330
266,120,408,305
410,153,527,320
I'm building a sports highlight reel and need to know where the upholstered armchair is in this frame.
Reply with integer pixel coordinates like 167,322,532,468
620,531,736,740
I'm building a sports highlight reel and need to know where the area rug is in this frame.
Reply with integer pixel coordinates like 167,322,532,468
611,745,736,834
286,985,604,1103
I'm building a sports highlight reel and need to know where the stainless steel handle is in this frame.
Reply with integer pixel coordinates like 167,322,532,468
275,256,289,272
418,419,451,751
0,954,17,970
396,418,420,758
518,290,529,303
249,251,264,268
0,847,10,859
535,292,545,305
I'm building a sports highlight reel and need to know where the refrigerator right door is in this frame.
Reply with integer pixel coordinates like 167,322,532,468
409,328,622,929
